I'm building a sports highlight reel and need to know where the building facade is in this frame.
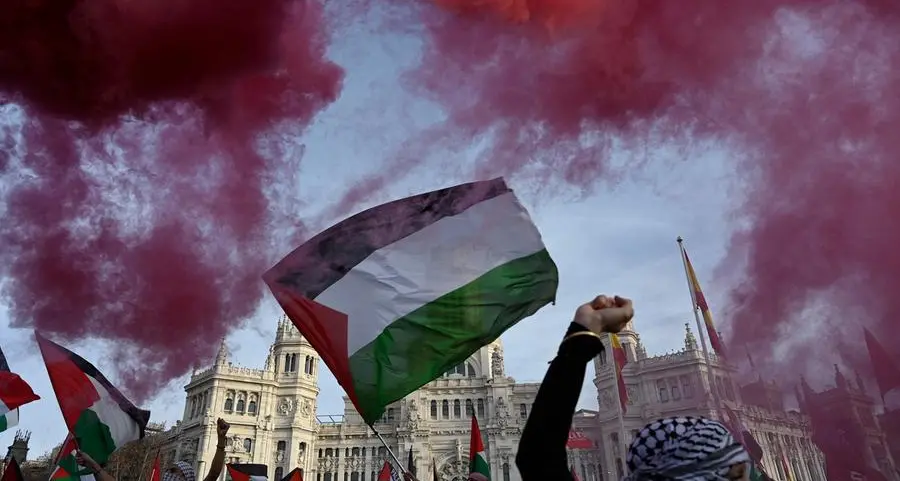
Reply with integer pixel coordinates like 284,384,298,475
157,316,895,481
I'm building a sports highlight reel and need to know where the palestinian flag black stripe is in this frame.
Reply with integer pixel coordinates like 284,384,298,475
227,464,268,481
264,178,509,299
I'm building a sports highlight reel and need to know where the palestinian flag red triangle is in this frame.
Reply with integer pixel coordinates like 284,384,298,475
1,457,24,481
227,464,268,481
0,344,40,433
280,468,303,481
36,333,150,467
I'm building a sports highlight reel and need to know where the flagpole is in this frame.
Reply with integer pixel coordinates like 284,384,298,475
610,353,629,472
676,237,723,416
370,425,407,474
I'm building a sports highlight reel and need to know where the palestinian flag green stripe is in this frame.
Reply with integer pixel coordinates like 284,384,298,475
347,249,557,416
0,409,16,433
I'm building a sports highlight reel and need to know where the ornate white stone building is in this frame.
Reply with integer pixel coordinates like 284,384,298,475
158,316,892,481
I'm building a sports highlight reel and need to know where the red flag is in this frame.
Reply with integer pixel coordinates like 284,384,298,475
0,344,40,419
281,468,304,481
863,328,900,401
1,458,23,481
150,455,161,481
378,461,394,481
610,334,629,412
681,247,726,357
566,430,593,449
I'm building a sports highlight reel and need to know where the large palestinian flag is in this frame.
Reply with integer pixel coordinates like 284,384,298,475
227,464,268,481
0,344,40,433
265,178,558,423
36,333,150,467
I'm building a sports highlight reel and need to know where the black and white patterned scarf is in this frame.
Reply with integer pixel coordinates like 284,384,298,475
624,416,750,481
163,461,196,481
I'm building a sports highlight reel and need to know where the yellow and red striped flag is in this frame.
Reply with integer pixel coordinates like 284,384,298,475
682,248,726,357
610,333,629,413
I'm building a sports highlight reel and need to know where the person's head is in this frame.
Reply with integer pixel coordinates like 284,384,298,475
163,462,196,481
625,416,751,481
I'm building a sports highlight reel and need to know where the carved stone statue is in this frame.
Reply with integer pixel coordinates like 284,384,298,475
405,399,421,430
491,348,505,377
456,439,464,461
495,397,509,427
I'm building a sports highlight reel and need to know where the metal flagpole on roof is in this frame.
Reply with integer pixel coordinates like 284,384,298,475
677,237,724,419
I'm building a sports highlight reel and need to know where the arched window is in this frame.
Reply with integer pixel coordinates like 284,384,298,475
465,399,473,417
467,363,476,377
275,468,284,481
351,473,360,481
387,408,395,421
519,404,527,419
248,399,257,414
291,354,298,372
430,401,438,419
453,400,461,418
502,464,510,481
326,448,333,457
224,397,234,411
285,353,291,372
243,438,252,452
442,400,449,418
236,399,246,412
305,356,311,374
277,441,286,452
477,399,485,417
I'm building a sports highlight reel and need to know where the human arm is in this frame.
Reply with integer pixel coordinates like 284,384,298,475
202,418,231,481
515,296,634,481
75,451,117,481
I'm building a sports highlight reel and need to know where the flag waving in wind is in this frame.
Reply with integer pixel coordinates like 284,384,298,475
265,178,558,423
280,468,303,481
679,242,726,357
0,344,40,433
36,333,150,467
469,416,490,481
610,334,629,412
1,457,23,481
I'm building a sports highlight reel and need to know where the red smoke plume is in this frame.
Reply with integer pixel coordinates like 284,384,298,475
0,0,342,399
391,0,900,378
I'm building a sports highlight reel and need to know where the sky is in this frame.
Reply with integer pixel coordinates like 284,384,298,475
0,6,740,459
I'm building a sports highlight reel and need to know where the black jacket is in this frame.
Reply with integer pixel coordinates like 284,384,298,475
515,323,606,481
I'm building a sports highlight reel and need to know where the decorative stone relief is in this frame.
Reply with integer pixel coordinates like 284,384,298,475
440,459,469,481
406,399,422,430
495,398,509,427
600,388,613,409
279,397,295,415
300,397,313,417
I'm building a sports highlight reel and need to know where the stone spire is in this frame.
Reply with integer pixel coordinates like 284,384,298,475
5,430,30,463
635,336,647,360
834,364,848,390
215,339,229,366
684,323,698,351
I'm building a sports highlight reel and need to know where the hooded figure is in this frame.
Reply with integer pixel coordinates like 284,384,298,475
625,416,751,481
163,462,197,481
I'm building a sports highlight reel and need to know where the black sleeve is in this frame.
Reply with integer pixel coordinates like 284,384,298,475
515,323,605,481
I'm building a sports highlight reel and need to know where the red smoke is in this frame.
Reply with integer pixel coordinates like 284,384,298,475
391,0,900,378
0,0,342,399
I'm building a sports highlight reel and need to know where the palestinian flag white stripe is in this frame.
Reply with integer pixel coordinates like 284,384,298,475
85,376,143,448
315,190,548,355
266,178,558,424
0,409,18,432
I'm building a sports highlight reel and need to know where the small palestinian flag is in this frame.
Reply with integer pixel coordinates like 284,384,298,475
0,344,40,433
49,432,94,481
1,457,24,481
280,468,303,481
36,333,150,468
376,461,400,481
468,416,490,481
227,464,268,481
265,178,558,424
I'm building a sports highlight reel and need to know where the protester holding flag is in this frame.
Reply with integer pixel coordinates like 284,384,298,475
515,294,634,481
74,451,115,481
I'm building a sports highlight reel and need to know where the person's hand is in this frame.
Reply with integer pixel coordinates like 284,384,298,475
75,450,100,471
573,295,634,334
216,418,230,440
